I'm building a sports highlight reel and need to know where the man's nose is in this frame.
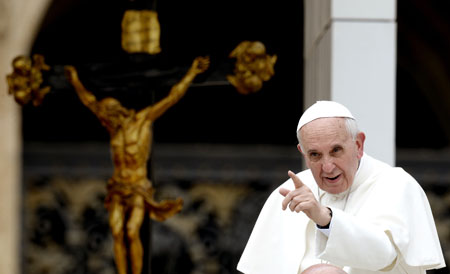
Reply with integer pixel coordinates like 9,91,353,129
322,157,335,173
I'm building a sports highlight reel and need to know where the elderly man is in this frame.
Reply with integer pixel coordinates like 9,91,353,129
237,101,445,274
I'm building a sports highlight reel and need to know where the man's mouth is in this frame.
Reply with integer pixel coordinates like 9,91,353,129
325,174,340,182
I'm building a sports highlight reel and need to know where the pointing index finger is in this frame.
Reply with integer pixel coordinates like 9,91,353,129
288,170,304,189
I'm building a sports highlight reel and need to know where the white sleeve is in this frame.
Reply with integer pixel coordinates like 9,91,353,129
315,208,397,271
316,223,331,237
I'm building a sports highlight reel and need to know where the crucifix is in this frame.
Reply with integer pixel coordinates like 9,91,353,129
6,4,276,273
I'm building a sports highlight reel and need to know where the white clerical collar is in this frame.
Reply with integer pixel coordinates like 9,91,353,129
350,153,368,193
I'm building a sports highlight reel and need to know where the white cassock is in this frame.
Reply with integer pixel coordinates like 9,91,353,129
237,154,446,274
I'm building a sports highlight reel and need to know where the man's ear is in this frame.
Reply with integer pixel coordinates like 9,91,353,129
298,144,310,168
356,132,366,159
297,144,303,154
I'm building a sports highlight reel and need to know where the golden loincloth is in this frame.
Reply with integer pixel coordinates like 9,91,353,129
105,180,183,222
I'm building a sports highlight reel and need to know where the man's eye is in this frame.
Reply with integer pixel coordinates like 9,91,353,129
332,147,342,153
309,152,320,159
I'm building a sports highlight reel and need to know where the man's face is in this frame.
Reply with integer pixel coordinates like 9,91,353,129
298,118,365,194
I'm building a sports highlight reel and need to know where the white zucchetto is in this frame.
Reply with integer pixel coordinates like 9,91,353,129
297,101,355,132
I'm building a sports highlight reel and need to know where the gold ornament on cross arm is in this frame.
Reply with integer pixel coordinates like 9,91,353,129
227,41,277,95
6,54,51,106
121,10,161,55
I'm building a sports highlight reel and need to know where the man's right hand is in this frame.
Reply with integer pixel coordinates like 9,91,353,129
279,171,332,227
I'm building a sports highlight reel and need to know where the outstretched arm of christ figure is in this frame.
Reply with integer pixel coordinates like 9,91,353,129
64,65,99,112
65,65,124,134
142,56,210,121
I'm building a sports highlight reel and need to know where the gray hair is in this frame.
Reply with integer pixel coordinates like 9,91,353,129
297,117,359,152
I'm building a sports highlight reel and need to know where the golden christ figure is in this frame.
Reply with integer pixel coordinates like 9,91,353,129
64,56,210,274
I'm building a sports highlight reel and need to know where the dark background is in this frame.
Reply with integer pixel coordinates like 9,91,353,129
395,0,450,149
25,0,450,149
26,0,304,147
